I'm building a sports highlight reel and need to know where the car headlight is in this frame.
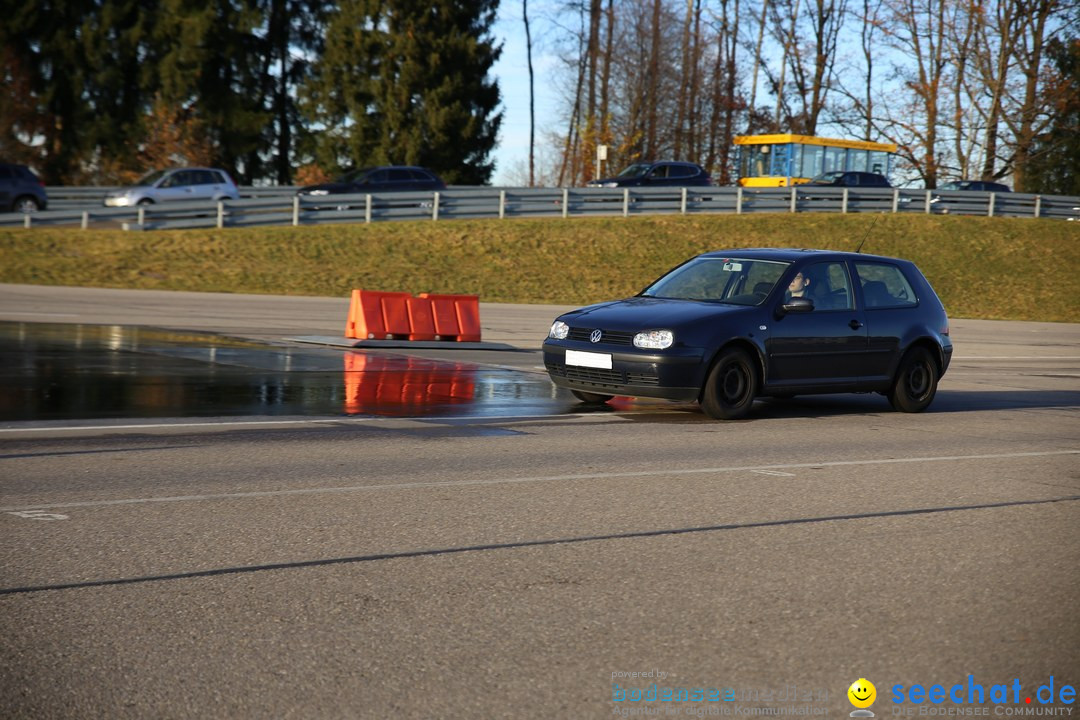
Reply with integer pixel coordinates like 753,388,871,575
601,182,619,188
304,189,329,196
633,330,673,349
549,320,569,339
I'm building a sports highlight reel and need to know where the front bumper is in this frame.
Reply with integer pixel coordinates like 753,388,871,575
542,340,705,401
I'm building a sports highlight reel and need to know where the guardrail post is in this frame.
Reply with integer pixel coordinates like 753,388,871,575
217,201,225,229
432,191,440,221
925,191,932,214
736,187,743,215
138,205,145,227
365,194,372,223
24,213,31,229
1034,195,1041,218
292,196,300,226
988,193,996,217
842,188,849,214
81,211,89,230
499,190,506,219
681,187,687,214
892,189,900,214
623,188,629,217
563,188,569,218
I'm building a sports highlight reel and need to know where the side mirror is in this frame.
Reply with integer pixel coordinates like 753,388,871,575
778,297,814,316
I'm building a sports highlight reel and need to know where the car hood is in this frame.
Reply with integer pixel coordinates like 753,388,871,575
298,182,355,194
587,176,640,186
558,296,752,330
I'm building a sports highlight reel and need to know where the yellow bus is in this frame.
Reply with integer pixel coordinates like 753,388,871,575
734,134,898,187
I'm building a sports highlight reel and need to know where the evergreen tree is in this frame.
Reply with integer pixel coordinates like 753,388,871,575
1024,37,1080,196
303,0,502,184
152,0,271,182
0,0,96,182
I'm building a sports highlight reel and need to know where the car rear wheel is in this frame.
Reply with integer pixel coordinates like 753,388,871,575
570,389,613,404
888,346,939,412
137,198,154,206
701,348,757,420
14,196,40,213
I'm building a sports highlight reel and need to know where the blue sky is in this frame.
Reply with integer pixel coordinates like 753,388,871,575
489,3,562,186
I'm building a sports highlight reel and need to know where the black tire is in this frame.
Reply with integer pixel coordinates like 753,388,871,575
888,346,939,412
13,195,40,213
571,389,613,404
701,348,757,420
137,198,154,206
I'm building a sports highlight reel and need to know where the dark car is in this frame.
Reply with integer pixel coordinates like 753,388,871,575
936,180,1010,193
586,161,711,188
0,162,48,213
803,171,892,188
930,180,1011,214
297,166,446,197
543,248,952,420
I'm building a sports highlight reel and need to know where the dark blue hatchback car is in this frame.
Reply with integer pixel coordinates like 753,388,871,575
543,248,953,419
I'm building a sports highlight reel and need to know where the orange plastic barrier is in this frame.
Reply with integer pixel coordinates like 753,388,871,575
419,293,481,342
345,290,481,341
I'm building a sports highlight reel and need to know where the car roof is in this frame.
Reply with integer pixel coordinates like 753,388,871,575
697,248,910,264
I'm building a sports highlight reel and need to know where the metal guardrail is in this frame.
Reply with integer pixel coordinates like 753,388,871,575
3,186,1078,229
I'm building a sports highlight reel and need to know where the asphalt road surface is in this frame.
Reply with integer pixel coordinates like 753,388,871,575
0,284,1078,719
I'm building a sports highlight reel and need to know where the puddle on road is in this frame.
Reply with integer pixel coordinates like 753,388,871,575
0,322,571,422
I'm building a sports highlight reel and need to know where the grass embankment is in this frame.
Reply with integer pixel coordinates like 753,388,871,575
1,214,1077,322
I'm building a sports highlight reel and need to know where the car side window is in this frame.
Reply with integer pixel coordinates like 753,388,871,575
855,263,918,308
364,170,389,184
669,165,694,178
800,261,854,310
649,165,668,178
388,169,413,182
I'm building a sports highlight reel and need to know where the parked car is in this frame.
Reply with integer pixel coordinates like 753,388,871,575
802,171,892,188
0,162,48,213
587,161,711,188
296,166,446,197
543,248,952,420
103,168,240,207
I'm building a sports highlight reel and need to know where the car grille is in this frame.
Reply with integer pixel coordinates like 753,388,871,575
546,363,659,387
567,327,635,346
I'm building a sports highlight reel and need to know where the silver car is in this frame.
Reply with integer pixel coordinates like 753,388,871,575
103,167,240,207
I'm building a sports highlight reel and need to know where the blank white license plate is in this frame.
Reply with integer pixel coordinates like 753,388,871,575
565,349,612,369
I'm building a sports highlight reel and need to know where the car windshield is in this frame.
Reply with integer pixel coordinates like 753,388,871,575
938,182,962,191
337,167,376,184
134,169,168,186
640,257,790,306
811,172,844,184
615,163,652,179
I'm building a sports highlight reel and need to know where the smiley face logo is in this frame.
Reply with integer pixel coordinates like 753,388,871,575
848,679,877,709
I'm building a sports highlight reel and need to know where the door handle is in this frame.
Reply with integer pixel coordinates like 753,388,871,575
849,319,864,330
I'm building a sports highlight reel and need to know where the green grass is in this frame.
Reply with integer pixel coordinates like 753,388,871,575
2,214,1078,322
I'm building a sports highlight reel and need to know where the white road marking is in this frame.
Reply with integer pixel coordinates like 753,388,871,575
753,470,797,477
0,450,1075,514
6,510,69,521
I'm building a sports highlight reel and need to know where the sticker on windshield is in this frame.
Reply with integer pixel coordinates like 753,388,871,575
722,261,743,271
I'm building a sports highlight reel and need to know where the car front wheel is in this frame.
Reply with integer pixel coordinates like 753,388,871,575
888,346,939,412
571,389,613,404
701,348,757,420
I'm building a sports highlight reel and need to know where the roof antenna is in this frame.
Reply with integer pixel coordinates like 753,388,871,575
854,214,881,254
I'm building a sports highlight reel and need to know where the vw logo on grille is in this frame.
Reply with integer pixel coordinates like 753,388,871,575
589,329,603,343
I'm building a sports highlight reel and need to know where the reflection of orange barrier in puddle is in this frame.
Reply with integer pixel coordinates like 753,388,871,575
344,353,476,415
